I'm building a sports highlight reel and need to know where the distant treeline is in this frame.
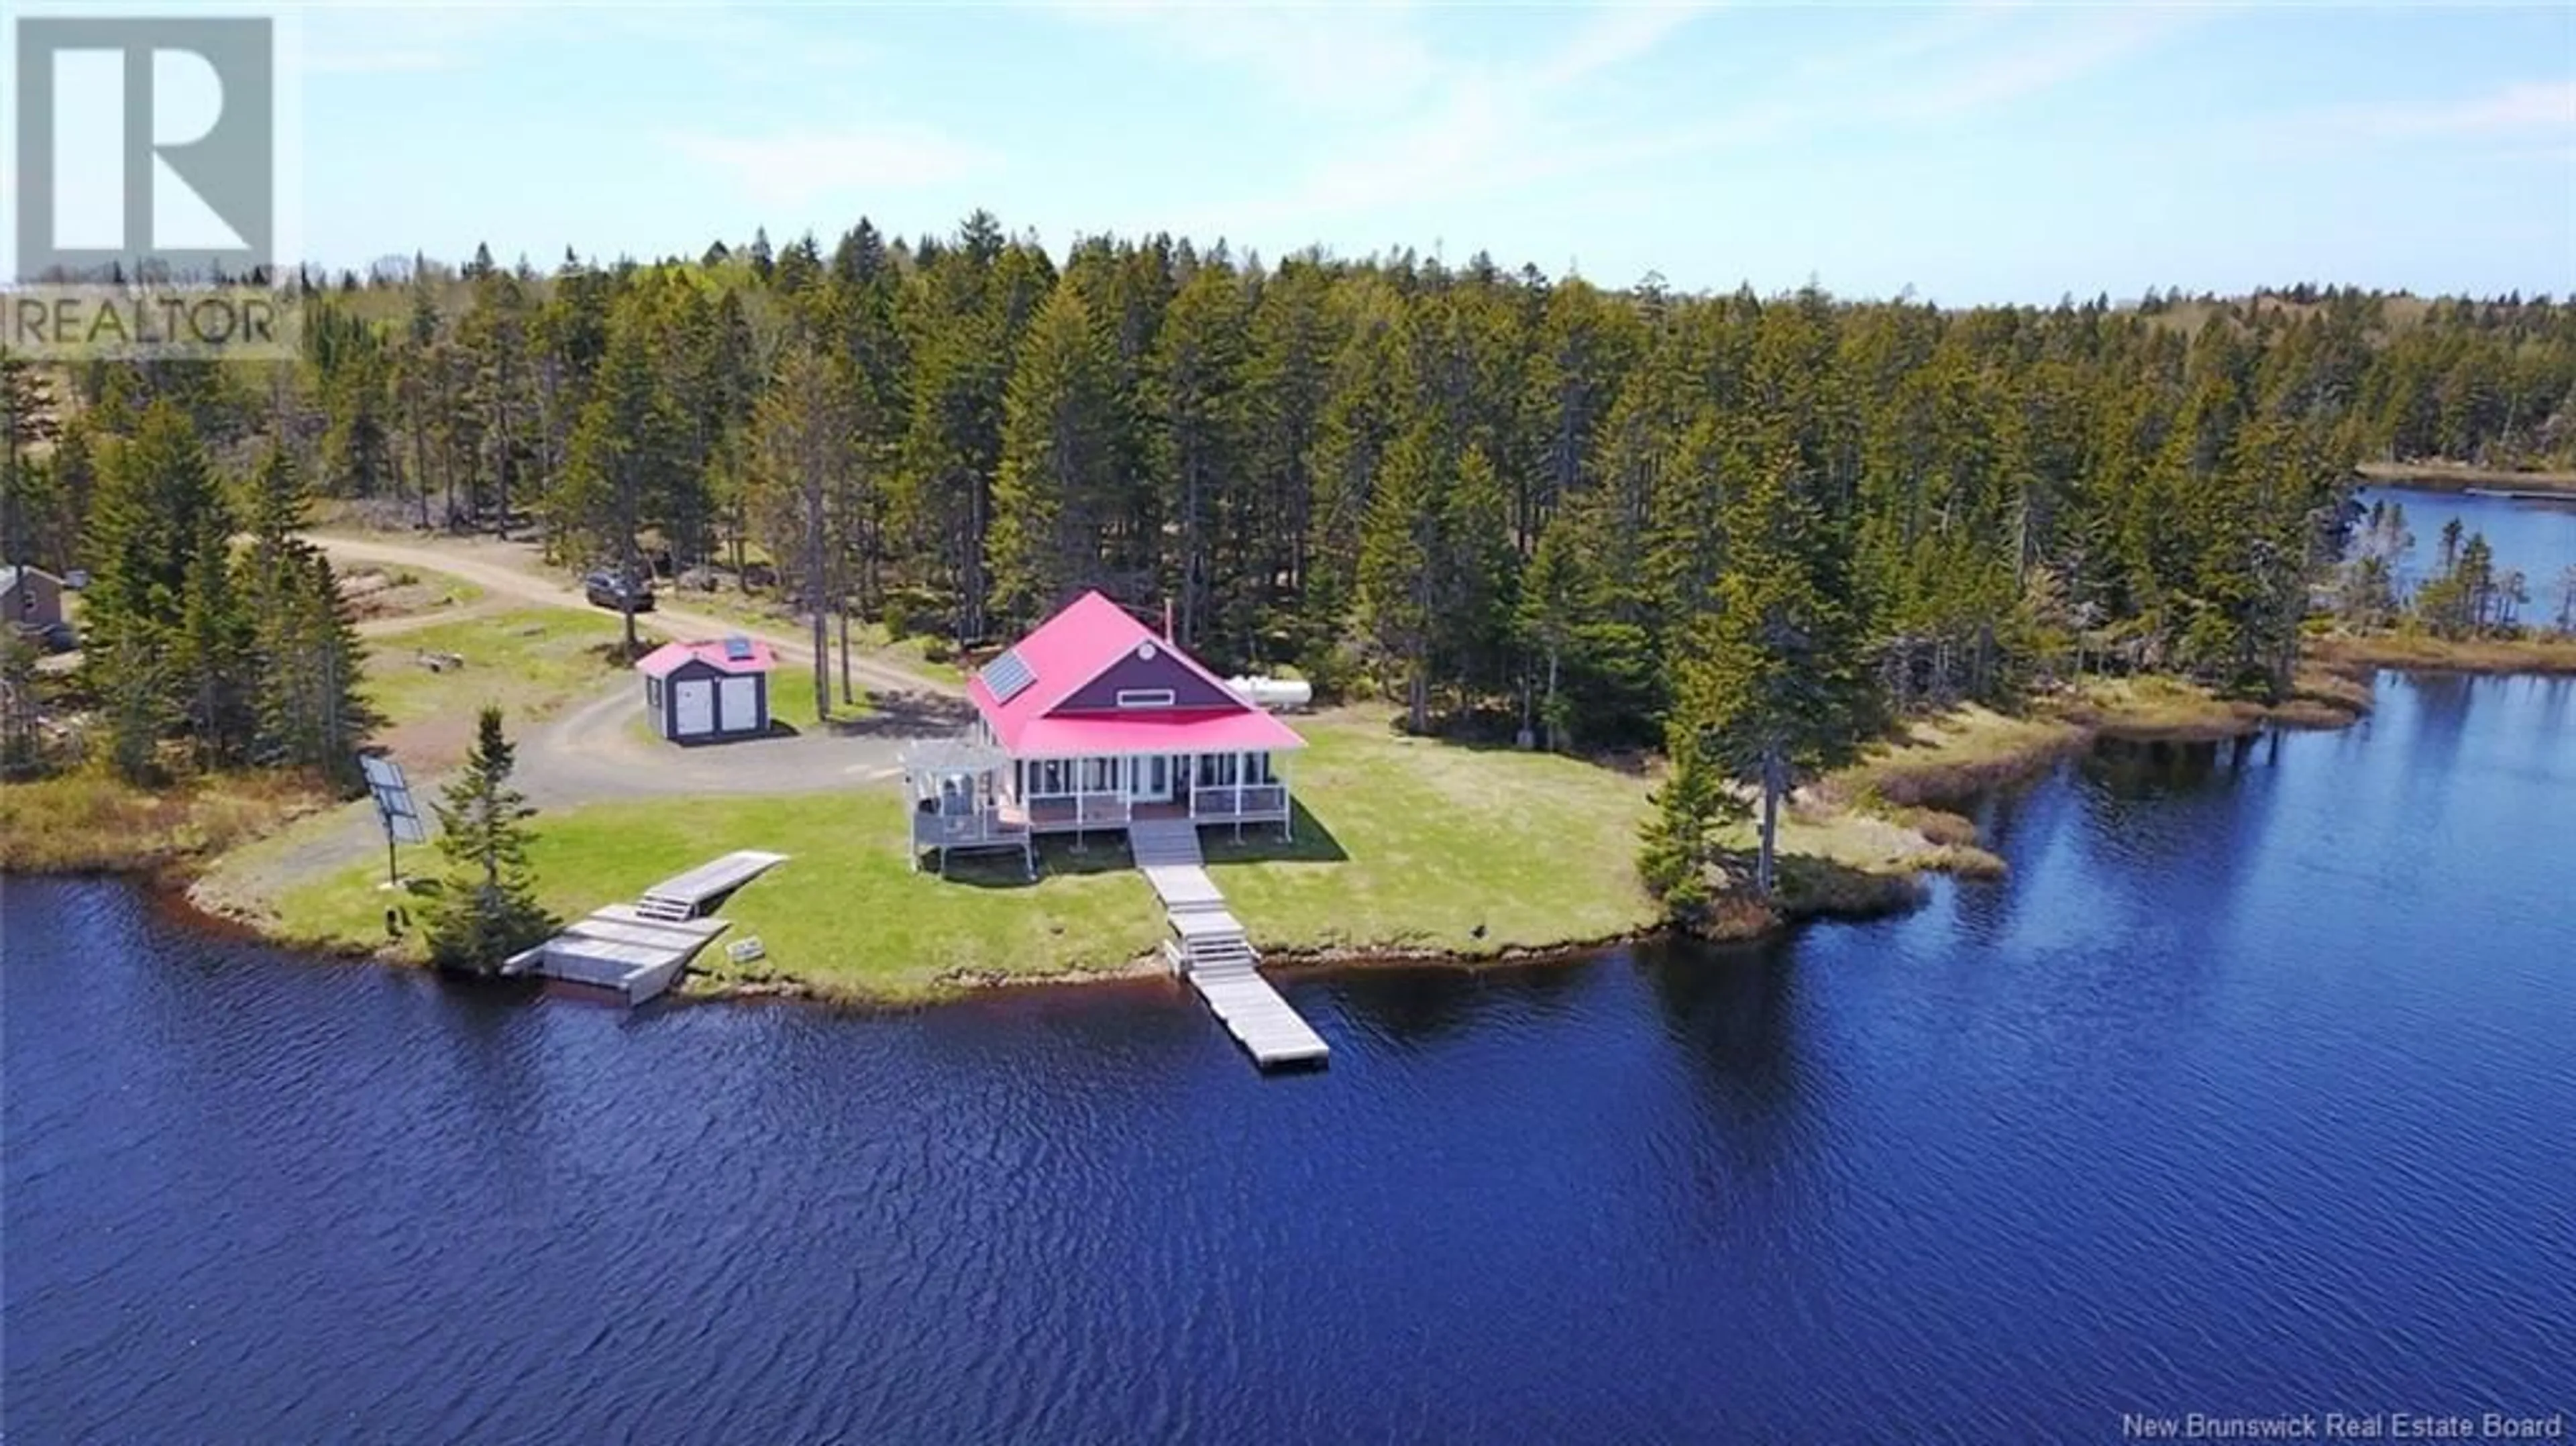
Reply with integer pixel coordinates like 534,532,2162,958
7,219,2576,761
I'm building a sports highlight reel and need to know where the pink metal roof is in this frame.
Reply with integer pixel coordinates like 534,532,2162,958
1011,708,1305,759
969,590,1305,755
635,638,778,679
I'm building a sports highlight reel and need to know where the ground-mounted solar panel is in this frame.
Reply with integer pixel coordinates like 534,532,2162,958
363,756,429,844
722,635,753,661
981,647,1036,703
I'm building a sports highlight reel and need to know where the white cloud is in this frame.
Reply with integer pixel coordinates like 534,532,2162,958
1054,0,1442,115
1876,7,2199,121
1212,3,1717,226
2347,80,2576,137
672,125,998,208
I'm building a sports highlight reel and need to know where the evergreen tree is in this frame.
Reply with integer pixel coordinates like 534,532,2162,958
80,402,230,779
1153,259,1249,649
240,445,373,784
421,708,549,972
0,627,48,779
174,520,256,765
1671,442,1872,897
1637,720,1739,914
558,298,678,655
1355,423,1444,731
1,351,60,566
749,334,853,722
1433,443,1517,698
989,285,1120,624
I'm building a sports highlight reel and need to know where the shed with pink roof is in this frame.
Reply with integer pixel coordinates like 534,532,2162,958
636,636,777,742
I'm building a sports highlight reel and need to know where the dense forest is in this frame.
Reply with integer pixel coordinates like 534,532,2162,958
6,213,2575,892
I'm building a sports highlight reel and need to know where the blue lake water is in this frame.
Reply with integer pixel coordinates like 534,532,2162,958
5,673,2573,1442
2356,484,2576,602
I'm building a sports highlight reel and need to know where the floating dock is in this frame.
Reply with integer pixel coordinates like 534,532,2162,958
504,852,788,1004
1131,820,1328,1070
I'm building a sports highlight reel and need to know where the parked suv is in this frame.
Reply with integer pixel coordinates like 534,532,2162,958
583,570,656,612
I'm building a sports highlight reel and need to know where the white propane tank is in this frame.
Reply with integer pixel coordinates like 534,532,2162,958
1225,675,1313,712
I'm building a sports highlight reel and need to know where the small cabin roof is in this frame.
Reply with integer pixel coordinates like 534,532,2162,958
637,636,777,679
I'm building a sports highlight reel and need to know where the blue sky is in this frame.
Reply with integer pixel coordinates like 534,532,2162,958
282,1,2574,303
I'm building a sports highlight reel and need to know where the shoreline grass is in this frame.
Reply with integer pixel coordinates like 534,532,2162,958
2311,632,2576,676
0,769,335,875
2353,460,2576,495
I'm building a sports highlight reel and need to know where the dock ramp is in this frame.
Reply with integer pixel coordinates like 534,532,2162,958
1130,820,1328,1070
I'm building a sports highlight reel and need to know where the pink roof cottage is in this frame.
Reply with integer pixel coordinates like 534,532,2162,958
902,592,1305,875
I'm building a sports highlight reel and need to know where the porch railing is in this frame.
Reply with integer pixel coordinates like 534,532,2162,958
912,810,1031,848
1020,793,1134,827
1190,784,1288,820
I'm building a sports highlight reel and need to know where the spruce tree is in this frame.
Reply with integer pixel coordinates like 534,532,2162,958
421,708,549,972
989,285,1119,625
1638,720,1739,915
1672,441,1872,897
1354,423,1443,732
174,520,255,766
236,445,374,784
80,402,229,779
2,351,60,566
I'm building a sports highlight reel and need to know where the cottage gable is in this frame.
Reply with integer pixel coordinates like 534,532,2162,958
1053,641,1240,714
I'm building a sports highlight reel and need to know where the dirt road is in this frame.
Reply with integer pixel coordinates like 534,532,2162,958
307,531,955,698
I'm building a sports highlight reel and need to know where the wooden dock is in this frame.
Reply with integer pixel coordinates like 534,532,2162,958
503,909,729,1004
504,851,789,1004
1131,820,1328,1070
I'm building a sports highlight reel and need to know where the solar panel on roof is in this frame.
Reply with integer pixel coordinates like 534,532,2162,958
981,647,1036,703
722,635,753,661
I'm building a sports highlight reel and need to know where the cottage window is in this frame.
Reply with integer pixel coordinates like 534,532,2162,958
1115,688,1175,709
1247,753,1274,785
1082,758,1117,791
1036,759,1069,795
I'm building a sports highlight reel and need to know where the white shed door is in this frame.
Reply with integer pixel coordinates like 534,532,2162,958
673,679,715,735
718,676,759,732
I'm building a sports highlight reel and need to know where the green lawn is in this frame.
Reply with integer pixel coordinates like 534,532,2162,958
1201,712,1660,955
762,667,873,731
269,708,1666,999
276,791,1163,997
364,608,629,741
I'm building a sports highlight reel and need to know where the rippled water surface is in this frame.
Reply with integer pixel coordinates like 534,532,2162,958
6,674,2573,1442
